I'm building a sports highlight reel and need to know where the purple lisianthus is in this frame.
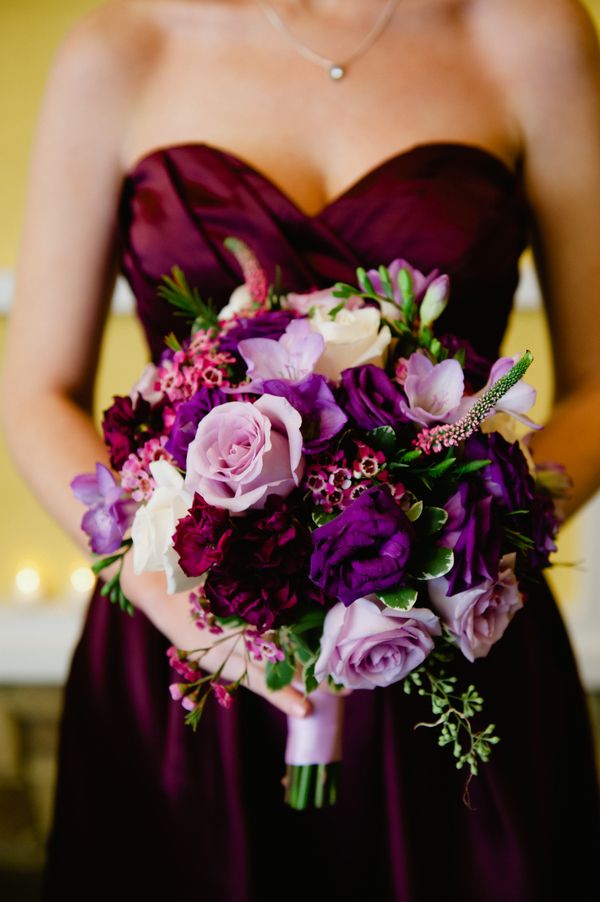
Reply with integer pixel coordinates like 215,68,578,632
337,364,408,430
438,482,502,595
314,595,441,688
262,373,347,454
165,386,227,468
428,553,524,661
463,432,558,569
205,496,322,631
172,492,234,577
234,319,324,392
310,485,415,605
218,309,295,356
102,394,164,471
71,463,137,554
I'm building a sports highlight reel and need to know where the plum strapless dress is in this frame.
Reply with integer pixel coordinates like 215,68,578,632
41,141,600,901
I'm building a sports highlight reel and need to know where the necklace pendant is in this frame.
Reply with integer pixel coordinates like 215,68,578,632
329,63,345,80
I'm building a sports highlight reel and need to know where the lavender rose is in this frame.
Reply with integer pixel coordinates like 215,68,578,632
310,485,414,605
337,364,408,430
314,595,441,688
184,394,304,512
428,553,524,661
165,386,227,468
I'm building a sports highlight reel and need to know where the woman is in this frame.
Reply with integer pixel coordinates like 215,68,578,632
2,0,599,898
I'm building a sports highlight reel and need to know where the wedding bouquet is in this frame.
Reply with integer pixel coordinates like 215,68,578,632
72,237,565,809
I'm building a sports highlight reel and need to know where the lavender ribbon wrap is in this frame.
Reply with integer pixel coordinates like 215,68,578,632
285,683,346,766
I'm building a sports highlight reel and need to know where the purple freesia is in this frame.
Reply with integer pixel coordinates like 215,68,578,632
455,355,539,428
438,482,503,595
262,373,347,454
218,309,295,355
310,485,414,605
71,463,137,554
233,319,324,392
338,364,408,430
365,258,441,319
165,387,227,468
399,352,465,426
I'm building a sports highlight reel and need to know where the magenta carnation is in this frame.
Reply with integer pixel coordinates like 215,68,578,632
172,493,234,577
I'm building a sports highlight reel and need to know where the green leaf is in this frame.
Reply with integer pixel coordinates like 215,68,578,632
328,301,346,320
356,267,376,295
419,506,448,535
366,425,396,454
290,608,326,635
303,659,319,694
157,265,219,330
426,456,457,478
377,586,419,610
377,264,395,300
164,331,182,351
405,500,423,522
265,657,296,691
453,459,491,477
90,552,123,575
411,546,454,580
312,509,338,528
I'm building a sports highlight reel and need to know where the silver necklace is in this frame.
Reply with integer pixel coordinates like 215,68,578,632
257,0,401,81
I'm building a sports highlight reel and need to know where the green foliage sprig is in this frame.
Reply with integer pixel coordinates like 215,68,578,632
157,264,219,333
90,539,134,616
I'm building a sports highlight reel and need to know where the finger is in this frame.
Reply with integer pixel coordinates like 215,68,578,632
245,660,312,718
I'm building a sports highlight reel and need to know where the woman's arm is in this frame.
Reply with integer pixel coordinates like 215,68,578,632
0,6,310,718
483,0,600,521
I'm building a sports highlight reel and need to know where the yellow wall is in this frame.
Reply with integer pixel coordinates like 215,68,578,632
0,0,598,601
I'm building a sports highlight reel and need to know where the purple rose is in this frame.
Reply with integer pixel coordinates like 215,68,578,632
71,463,137,554
439,483,503,595
184,394,304,512
314,595,441,688
310,485,415,605
102,394,164,471
205,497,322,631
165,387,227,468
428,553,524,661
262,374,347,454
172,493,234,576
337,364,408,430
462,432,558,569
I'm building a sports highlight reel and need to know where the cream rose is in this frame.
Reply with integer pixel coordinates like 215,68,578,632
308,306,392,382
217,283,254,321
130,460,201,595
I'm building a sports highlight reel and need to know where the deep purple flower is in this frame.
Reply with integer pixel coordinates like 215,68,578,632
165,387,227,468
218,309,296,355
310,485,415,605
102,394,164,470
463,432,558,569
262,373,347,454
172,492,234,576
71,463,137,554
205,496,322,631
337,364,408,430
438,482,503,596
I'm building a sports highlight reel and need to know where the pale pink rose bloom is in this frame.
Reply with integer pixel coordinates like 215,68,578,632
184,394,304,512
282,286,364,316
427,553,524,662
315,595,441,689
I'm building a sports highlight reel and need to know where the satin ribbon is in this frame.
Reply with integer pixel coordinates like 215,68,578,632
285,683,345,766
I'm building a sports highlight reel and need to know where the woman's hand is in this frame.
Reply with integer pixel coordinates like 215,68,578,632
116,550,313,719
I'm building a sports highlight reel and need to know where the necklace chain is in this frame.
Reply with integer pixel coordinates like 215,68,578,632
256,0,401,80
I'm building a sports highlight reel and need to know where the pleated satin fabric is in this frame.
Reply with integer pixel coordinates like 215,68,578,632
42,141,599,901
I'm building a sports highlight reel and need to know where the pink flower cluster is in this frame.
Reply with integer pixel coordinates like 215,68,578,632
155,339,236,404
119,435,174,501
302,441,396,513
244,629,285,663
189,589,225,634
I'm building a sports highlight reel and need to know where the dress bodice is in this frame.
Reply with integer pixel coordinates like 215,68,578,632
116,140,531,364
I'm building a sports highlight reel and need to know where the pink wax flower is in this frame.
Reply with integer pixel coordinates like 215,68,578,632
314,595,441,689
427,553,524,662
184,394,304,512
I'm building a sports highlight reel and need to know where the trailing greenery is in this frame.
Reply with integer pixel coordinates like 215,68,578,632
90,539,134,616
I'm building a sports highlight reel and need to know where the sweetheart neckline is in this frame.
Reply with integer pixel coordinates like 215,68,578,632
122,139,523,220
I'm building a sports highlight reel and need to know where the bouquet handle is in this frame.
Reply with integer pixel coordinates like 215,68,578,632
284,683,345,810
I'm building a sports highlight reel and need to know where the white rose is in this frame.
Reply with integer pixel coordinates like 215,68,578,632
130,460,201,595
218,283,254,321
309,306,392,381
